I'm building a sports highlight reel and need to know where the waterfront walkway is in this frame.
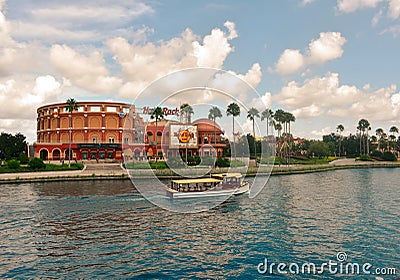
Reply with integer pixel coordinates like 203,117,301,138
1,159,400,184
0,163,126,182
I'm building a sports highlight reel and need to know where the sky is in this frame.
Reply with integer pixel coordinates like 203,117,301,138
1,0,400,143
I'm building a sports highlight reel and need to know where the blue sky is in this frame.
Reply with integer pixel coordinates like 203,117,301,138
1,0,400,142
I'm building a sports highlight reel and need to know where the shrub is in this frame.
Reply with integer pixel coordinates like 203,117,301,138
371,150,383,158
199,157,215,166
358,155,373,161
216,157,230,167
382,151,397,161
166,157,185,168
28,158,46,170
18,152,29,164
230,159,245,167
7,159,20,169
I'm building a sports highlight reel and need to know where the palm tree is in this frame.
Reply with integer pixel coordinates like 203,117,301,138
180,103,194,124
65,98,79,167
376,128,384,151
358,119,370,155
247,107,260,161
226,102,241,159
389,126,399,152
285,112,296,164
180,103,193,164
208,106,223,148
261,109,274,137
150,107,164,163
336,124,344,156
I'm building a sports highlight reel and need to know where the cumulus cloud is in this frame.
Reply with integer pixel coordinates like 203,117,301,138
274,32,346,75
236,63,262,89
307,32,347,64
50,44,122,93
336,0,383,13
193,22,237,68
388,0,400,19
275,49,305,75
0,75,62,119
336,0,400,27
107,21,243,99
8,1,154,43
274,72,400,121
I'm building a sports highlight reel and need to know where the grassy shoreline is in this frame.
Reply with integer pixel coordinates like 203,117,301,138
1,162,400,184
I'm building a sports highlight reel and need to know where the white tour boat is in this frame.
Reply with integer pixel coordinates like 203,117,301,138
165,173,249,199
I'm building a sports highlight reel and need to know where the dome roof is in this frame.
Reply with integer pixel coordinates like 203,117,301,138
192,118,223,133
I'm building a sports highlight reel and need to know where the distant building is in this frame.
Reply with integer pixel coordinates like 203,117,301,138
34,102,226,161
33,101,145,161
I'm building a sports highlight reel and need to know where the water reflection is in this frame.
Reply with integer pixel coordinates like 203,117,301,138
0,170,399,279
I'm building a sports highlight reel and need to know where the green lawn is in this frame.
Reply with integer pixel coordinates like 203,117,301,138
0,163,84,173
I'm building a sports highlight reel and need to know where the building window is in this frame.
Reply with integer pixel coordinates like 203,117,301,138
99,151,105,159
204,137,209,144
107,107,117,112
82,152,88,160
77,107,84,112
109,137,115,143
92,137,98,143
90,106,101,112
124,137,129,144
107,151,113,159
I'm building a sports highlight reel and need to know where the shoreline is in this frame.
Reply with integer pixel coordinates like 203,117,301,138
1,160,400,184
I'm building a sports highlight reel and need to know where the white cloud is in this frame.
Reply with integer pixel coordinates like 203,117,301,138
8,2,154,43
31,3,153,24
33,75,61,96
193,21,237,68
236,63,262,89
50,44,122,93
224,21,238,40
0,76,62,118
274,32,346,75
372,9,383,26
274,72,400,122
336,0,383,13
379,24,400,36
307,32,347,64
275,49,305,75
108,22,241,99
388,0,400,19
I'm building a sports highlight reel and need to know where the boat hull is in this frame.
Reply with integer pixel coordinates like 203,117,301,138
166,181,249,199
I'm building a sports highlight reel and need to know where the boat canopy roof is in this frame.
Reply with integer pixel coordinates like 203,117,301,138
212,173,243,179
171,178,221,184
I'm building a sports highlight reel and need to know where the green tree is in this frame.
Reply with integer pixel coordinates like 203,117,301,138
226,102,241,159
357,119,370,155
308,141,330,159
247,107,260,160
208,106,223,147
180,103,193,164
65,98,79,167
261,109,274,137
180,103,194,123
376,128,384,151
389,126,398,151
336,124,344,156
0,132,27,160
150,107,164,163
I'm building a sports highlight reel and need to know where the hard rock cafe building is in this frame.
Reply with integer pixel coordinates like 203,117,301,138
34,102,226,161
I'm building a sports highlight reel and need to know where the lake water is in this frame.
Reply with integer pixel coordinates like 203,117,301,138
0,169,399,279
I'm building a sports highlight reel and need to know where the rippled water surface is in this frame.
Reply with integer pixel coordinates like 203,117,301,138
0,169,399,279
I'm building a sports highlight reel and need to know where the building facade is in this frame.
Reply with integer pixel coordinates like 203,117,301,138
34,102,226,161
34,101,145,161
